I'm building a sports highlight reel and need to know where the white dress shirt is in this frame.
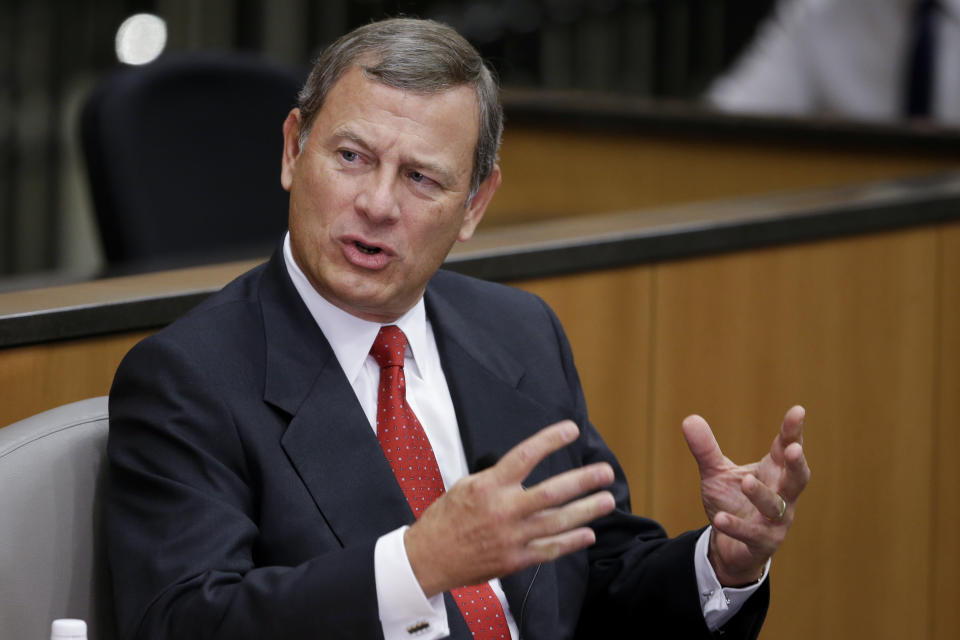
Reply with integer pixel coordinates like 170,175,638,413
282,233,765,638
707,0,960,124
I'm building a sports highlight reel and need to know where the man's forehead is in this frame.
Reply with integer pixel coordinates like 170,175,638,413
329,64,480,114
321,69,478,142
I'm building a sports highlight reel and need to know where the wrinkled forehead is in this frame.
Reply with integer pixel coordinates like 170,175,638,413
306,55,481,129
324,71,478,153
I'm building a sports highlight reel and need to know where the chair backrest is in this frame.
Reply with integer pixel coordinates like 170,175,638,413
81,53,304,268
0,397,114,640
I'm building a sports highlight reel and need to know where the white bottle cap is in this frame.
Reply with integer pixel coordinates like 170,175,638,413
51,619,87,639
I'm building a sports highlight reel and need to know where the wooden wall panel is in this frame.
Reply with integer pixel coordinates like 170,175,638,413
932,221,960,639
514,266,655,514
648,229,939,639
0,331,149,427
486,129,959,224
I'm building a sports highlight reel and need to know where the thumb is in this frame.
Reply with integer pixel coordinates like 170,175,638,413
682,414,726,473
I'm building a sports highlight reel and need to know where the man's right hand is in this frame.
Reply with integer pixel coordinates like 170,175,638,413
404,420,616,597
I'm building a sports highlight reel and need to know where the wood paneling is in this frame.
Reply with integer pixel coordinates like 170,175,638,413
487,128,958,224
0,331,149,426
932,221,960,639
514,266,655,514
648,229,939,639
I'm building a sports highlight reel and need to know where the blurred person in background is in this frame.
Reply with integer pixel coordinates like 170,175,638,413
707,0,960,124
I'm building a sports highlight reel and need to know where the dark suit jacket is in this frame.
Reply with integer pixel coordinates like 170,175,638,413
106,250,768,640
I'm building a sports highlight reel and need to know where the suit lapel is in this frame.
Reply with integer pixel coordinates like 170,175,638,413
259,253,413,545
425,279,570,486
426,280,570,636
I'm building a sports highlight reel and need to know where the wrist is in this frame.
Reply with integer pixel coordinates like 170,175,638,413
708,530,766,587
403,523,446,598
715,566,765,588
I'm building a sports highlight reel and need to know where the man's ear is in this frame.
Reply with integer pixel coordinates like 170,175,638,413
280,108,303,192
458,164,502,242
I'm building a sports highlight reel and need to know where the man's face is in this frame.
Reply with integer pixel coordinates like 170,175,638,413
280,66,500,322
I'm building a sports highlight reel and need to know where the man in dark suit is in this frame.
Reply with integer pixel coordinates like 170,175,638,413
107,17,810,640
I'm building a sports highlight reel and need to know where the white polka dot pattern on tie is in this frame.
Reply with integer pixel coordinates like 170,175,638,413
370,325,444,516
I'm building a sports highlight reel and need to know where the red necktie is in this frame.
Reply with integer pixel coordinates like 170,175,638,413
371,325,510,639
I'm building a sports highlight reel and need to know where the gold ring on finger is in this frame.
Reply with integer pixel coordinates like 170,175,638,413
773,495,787,522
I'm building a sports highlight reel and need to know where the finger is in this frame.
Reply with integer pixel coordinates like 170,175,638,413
742,474,787,522
523,527,598,566
713,511,783,558
769,405,805,465
521,490,616,540
520,462,615,514
682,414,726,473
493,420,579,485
782,405,805,444
778,442,811,502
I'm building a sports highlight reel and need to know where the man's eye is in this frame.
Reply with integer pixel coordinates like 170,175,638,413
339,149,359,162
410,171,437,187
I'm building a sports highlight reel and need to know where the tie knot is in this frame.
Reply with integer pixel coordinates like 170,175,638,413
370,325,407,368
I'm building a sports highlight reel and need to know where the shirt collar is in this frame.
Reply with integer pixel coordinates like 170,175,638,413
282,232,429,384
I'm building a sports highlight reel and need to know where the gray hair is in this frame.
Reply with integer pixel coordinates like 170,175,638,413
296,18,503,202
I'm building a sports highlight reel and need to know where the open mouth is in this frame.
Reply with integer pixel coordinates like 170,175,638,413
355,241,381,255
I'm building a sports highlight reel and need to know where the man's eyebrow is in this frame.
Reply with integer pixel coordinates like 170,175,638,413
331,126,458,188
330,126,372,151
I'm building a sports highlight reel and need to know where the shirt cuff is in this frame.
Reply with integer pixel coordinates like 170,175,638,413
375,526,449,639
694,526,770,632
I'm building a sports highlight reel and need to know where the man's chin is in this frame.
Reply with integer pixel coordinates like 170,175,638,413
329,288,407,323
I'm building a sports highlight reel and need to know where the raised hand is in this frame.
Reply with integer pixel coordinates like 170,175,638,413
682,405,810,586
404,420,616,597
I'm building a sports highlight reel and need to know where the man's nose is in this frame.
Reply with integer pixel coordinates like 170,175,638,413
355,170,401,224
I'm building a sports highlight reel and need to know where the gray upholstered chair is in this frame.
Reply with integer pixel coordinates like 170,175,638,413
0,397,115,639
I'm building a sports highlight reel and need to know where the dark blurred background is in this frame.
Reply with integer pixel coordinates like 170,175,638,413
0,0,775,278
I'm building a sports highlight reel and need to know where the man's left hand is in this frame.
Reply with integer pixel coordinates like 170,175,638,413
682,405,810,586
